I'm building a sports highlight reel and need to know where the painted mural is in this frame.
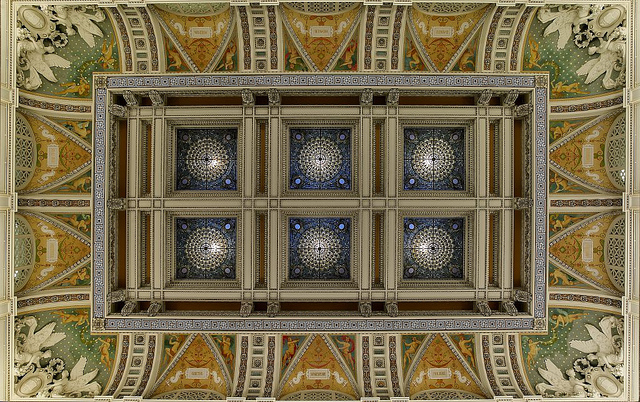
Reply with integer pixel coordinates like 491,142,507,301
281,4,362,71
408,5,489,72
549,118,592,143
159,334,189,376
549,213,594,237
549,212,624,294
15,213,90,294
284,32,309,71
328,335,357,374
48,171,92,194
522,308,623,398
16,111,92,195
281,335,306,374
50,119,93,144
548,212,600,290
152,5,234,73
49,264,91,289
151,334,231,398
549,169,594,194
16,5,120,97
401,334,427,373
449,334,477,369
550,111,625,194
406,334,486,398
45,213,91,237
14,309,117,397
549,263,586,288
164,34,192,73
333,38,358,71
213,36,239,72
210,335,236,374
451,35,479,72
278,335,358,400
404,34,428,71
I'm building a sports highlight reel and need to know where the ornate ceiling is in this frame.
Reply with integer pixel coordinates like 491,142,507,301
1,1,638,401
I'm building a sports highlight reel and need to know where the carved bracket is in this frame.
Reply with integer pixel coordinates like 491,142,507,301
242,89,255,106
149,90,164,107
360,88,374,106
477,89,493,106
387,88,400,106
359,301,372,317
108,104,127,118
107,198,126,210
122,90,139,107
502,90,519,107
267,301,280,317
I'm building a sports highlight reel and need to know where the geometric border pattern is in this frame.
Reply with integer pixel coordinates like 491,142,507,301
93,73,548,332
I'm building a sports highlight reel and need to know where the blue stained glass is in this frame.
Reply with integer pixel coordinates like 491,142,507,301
289,128,352,190
288,217,351,280
403,217,465,280
175,217,237,280
404,127,465,191
176,128,237,191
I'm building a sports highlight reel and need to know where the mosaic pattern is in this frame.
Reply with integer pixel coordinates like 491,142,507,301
175,217,237,279
403,217,464,280
289,128,351,190
176,128,237,191
404,127,465,191
289,217,350,280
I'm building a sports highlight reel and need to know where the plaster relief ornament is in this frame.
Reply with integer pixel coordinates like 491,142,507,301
360,88,373,106
16,6,106,91
44,356,101,398
241,89,255,106
240,301,253,317
536,360,590,397
149,90,164,107
537,5,626,90
267,301,280,317
14,316,99,398
576,27,626,90
359,301,372,317
14,316,66,376
536,315,624,398
569,316,624,369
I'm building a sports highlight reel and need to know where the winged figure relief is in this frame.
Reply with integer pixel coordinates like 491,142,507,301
536,359,589,397
50,6,105,47
569,316,623,368
15,316,66,370
17,37,71,90
537,5,591,49
576,27,626,89
16,6,106,90
47,356,101,397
